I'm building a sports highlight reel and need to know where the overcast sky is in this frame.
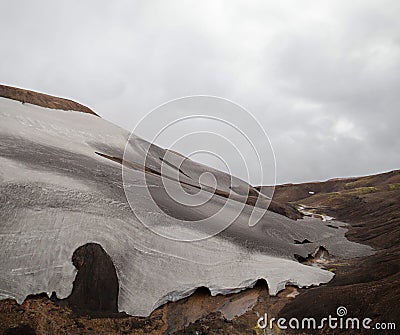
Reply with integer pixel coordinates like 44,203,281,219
1,0,399,184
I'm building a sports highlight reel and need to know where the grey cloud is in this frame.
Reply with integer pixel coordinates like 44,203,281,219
1,0,399,184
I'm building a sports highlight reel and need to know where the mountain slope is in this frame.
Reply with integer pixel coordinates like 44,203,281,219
274,171,400,333
0,87,372,320
0,86,395,334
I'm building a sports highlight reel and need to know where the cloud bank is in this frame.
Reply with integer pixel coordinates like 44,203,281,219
1,0,399,183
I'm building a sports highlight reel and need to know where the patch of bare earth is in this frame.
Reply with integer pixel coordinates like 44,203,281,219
0,84,98,116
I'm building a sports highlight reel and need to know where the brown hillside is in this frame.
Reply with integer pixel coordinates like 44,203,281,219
0,84,98,116
276,170,400,334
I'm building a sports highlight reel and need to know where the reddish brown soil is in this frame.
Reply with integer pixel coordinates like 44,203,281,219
0,84,98,116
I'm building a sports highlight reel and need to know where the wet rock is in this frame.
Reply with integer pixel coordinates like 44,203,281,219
61,243,119,314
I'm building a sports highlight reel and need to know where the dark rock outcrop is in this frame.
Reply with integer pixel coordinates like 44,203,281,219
4,325,36,335
62,243,119,314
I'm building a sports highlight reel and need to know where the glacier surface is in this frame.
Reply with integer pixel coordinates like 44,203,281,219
0,98,373,316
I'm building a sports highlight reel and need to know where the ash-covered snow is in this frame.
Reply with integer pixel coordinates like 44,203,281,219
0,98,373,316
